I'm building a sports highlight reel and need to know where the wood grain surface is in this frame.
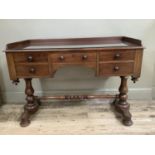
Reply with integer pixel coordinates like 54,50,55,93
0,100,154,135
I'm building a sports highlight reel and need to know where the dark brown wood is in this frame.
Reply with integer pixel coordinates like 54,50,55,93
4,36,144,127
132,49,144,82
99,50,135,61
6,53,17,80
122,36,142,46
15,64,49,78
115,76,133,126
99,62,134,76
50,52,96,63
20,78,39,127
39,94,117,100
13,52,48,63
5,36,144,52
6,40,30,50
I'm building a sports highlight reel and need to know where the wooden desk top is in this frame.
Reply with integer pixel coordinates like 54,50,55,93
5,36,143,52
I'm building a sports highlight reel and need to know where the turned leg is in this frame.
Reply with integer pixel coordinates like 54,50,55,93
115,76,133,126
20,78,39,127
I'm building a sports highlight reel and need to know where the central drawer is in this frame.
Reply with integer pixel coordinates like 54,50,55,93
50,52,96,63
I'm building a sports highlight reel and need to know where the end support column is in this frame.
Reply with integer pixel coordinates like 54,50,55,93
115,76,133,126
20,78,39,127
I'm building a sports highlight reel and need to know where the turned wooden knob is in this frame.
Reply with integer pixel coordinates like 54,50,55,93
114,53,121,59
59,55,65,61
113,66,120,71
27,55,33,62
29,67,36,73
82,55,88,60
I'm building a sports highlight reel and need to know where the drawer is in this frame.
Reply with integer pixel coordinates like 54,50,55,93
50,62,97,73
99,50,135,61
99,62,134,76
13,52,48,63
50,52,96,63
15,64,49,77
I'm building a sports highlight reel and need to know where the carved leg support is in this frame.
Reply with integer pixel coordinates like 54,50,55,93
115,76,133,126
20,78,39,127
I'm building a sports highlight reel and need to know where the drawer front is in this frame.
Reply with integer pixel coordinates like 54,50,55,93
13,52,48,63
51,62,97,73
99,62,134,76
99,50,135,61
15,64,49,77
50,52,96,63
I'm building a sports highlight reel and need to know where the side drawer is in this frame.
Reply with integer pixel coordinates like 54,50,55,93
99,62,134,76
99,50,135,61
13,52,48,63
15,64,49,77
